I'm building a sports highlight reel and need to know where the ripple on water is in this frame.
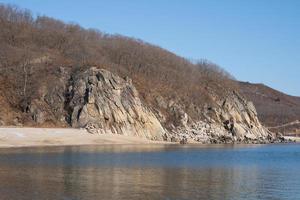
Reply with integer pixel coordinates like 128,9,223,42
0,143,299,200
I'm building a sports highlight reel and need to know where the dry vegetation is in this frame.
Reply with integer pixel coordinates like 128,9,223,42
239,82,300,134
0,4,237,125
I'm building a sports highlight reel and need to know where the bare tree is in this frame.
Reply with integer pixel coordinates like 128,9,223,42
0,4,238,124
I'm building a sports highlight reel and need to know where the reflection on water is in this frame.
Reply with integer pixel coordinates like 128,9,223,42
0,144,300,200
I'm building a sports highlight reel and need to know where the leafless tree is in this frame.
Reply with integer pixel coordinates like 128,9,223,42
0,4,238,123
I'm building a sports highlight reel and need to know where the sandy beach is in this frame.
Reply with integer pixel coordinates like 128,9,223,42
0,127,168,148
0,127,299,148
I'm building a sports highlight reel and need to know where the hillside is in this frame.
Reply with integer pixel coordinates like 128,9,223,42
0,4,281,143
0,5,236,123
239,82,300,135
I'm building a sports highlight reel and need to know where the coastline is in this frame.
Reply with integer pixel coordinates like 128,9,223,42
0,127,298,148
0,127,169,148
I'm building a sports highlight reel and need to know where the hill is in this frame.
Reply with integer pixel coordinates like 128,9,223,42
0,4,282,143
239,82,300,135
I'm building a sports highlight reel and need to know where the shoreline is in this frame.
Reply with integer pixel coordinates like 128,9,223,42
0,127,170,148
0,127,298,149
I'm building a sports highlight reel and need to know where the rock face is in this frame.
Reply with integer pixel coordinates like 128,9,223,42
164,92,275,143
65,67,165,140
21,66,277,143
216,92,272,142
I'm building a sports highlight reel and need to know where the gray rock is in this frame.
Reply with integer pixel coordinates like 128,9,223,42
66,67,166,140
180,136,188,144
167,91,276,144
28,102,45,124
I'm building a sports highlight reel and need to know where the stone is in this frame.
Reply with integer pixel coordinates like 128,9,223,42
66,67,166,140
180,136,188,144
28,102,45,124
85,123,99,134
167,91,276,144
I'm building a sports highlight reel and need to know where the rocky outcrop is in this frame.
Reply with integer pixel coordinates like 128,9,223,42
208,91,274,142
21,66,278,143
21,67,69,126
65,67,165,140
159,92,275,143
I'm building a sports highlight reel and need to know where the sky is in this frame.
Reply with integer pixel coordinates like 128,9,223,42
1,0,300,96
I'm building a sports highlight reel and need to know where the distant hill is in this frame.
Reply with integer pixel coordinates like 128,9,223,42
239,82,300,135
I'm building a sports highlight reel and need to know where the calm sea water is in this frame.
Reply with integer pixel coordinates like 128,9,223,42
0,143,300,200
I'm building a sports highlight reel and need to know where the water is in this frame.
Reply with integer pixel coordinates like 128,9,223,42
0,144,300,200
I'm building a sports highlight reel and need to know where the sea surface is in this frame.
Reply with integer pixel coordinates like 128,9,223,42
0,143,299,200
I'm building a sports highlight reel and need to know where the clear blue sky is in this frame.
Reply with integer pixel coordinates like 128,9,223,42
1,0,300,96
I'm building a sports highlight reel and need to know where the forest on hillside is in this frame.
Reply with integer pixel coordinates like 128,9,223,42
0,4,236,125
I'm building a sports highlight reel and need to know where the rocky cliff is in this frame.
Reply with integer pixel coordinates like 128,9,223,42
16,67,276,143
66,68,165,140
157,91,274,143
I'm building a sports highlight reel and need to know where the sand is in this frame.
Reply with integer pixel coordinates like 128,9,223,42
1,127,299,148
284,136,300,143
0,127,168,148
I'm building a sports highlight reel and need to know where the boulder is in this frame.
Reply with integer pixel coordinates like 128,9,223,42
180,136,188,144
